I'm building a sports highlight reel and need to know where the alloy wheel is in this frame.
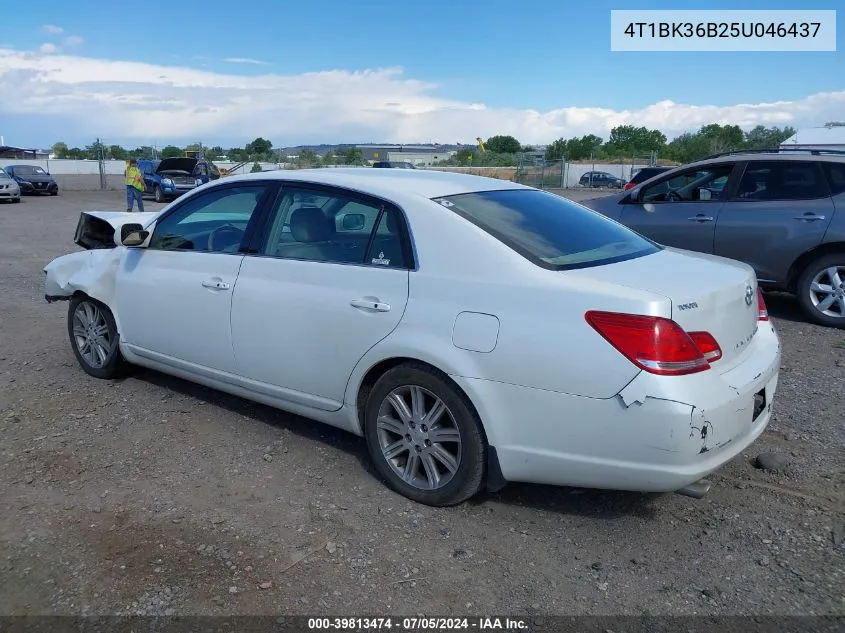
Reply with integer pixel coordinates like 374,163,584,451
809,265,845,319
72,301,114,368
376,385,462,491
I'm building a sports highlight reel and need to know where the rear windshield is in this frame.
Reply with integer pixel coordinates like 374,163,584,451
434,189,660,270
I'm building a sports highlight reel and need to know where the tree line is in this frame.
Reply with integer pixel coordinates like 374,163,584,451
48,137,282,163
437,125,796,167
47,136,372,167
48,124,797,167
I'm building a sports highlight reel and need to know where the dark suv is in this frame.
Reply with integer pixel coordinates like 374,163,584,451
579,171,625,188
581,150,845,328
624,166,672,190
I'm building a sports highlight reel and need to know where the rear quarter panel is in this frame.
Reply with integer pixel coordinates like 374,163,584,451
347,194,666,403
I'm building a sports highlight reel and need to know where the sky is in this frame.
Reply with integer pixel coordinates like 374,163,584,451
0,0,842,149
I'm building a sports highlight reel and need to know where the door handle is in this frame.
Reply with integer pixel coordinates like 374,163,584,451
202,279,230,290
687,215,714,223
350,298,391,312
793,213,826,222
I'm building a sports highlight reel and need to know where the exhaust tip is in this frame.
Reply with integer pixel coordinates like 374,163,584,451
675,479,712,499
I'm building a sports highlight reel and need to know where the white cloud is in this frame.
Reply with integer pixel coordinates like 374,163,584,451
64,35,84,47
41,25,64,35
223,57,269,65
38,43,59,54
0,46,842,145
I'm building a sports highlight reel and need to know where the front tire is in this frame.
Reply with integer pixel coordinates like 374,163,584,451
12,197,20,203
154,186,164,203
364,363,486,506
796,253,845,328
67,295,128,378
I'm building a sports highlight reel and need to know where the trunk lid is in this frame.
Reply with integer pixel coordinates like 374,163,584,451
567,247,761,369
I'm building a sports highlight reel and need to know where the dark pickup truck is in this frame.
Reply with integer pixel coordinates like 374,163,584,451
138,157,220,202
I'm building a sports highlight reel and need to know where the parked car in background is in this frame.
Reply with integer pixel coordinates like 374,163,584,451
579,171,625,188
581,150,845,328
0,168,21,203
373,161,416,169
138,157,220,203
4,164,58,196
624,166,673,190
45,168,779,506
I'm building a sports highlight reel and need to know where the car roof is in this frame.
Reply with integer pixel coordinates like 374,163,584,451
226,167,528,199
685,151,845,169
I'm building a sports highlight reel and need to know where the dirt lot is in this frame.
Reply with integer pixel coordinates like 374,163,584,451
0,191,843,618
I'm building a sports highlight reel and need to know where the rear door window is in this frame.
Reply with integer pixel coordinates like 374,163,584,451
734,161,828,201
434,189,659,270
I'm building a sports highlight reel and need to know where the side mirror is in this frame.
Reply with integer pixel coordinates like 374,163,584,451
119,223,150,247
341,213,365,231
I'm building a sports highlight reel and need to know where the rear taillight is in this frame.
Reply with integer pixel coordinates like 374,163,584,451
624,182,635,190
757,288,768,321
688,331,722,363
585,311,710,376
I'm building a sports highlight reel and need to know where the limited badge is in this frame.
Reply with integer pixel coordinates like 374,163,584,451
371,251,390,266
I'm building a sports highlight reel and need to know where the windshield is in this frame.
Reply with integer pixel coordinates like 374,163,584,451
434,189,660,270
13,166,47,175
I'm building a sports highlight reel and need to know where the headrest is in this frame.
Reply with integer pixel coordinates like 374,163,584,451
290,207,330,243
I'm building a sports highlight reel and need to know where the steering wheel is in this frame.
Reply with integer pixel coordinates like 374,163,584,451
207,223,245,252
665,189,683,202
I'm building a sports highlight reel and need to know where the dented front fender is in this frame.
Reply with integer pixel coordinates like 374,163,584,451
44,248,123,306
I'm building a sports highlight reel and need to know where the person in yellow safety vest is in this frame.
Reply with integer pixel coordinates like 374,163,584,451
124,159,145,212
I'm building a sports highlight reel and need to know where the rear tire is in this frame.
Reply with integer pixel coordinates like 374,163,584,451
796,253,845,329
363,362,486,506
67,295,129,379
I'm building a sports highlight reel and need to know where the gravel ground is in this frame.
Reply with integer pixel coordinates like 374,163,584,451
0,191,843,618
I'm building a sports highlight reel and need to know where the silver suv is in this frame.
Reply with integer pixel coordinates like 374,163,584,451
582,150,845,328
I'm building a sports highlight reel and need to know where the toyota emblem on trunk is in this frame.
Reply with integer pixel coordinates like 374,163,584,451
745,284,754,306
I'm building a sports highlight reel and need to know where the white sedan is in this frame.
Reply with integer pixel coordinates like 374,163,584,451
44,169,781,506
0,167,21,203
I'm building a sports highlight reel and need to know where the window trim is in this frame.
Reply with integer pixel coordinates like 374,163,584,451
634,162,739,205
146,180,280,255
435,188,662,272
248,181,417,270
728,160,831,203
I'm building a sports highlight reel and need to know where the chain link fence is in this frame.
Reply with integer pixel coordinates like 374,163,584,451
515,152,671,189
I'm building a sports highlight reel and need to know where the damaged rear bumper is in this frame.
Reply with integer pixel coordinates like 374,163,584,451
451,323,781,494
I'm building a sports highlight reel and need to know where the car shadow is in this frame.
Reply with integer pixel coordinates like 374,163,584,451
472,485,662,519
132,368,663,520
762,290,808,325
133,368,368,457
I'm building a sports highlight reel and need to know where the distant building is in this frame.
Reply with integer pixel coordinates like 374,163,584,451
356,144,455,166
780,126,845,152
0,145,48,159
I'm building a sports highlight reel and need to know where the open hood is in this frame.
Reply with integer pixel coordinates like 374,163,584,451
156,157,198,174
